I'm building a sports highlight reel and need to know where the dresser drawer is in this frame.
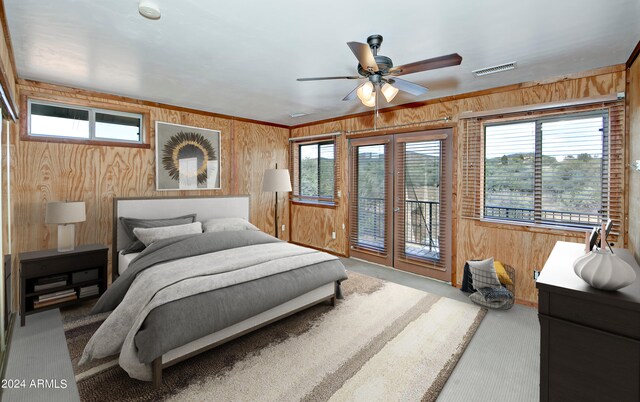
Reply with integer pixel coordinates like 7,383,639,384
546,291,640,339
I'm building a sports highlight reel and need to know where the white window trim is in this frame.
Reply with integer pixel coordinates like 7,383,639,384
27,99,144,144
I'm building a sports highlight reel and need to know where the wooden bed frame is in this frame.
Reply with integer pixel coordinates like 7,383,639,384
112,196,336,386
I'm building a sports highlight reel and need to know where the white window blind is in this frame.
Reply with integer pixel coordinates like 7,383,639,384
461,102,624,235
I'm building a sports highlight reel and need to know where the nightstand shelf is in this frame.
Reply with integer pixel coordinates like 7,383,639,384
20,244,108,326
30,293,101,312
25,279,103,298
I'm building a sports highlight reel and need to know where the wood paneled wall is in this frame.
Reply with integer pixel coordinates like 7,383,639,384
11,81,290,293
290,66,626,305
0,8,16,115
628,57,640,263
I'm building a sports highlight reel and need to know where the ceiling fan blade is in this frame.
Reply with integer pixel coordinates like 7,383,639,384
342,83,363,101
297,76,361,81
388,78,429,96
347,42,379,72
389,53,462,76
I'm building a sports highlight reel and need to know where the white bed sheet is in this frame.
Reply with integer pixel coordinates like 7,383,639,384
118,251,140,275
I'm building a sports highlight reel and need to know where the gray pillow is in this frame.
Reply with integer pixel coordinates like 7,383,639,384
468,258,501,289
133,222,203,247
120,214,196,254
202,218,259,233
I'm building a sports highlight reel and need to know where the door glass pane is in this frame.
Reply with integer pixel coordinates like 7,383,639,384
356,144,386,252
404,141,440,261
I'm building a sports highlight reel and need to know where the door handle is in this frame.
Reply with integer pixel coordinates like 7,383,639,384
393,207,400,212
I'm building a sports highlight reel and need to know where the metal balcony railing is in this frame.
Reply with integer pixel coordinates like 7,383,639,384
484,205,601,226
356,197,440,254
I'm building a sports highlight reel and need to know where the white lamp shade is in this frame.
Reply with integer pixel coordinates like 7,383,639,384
381,83,399,102
262,169,292,192
45,201,86,224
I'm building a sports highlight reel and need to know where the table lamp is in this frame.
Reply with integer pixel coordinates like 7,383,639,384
45,201,86,252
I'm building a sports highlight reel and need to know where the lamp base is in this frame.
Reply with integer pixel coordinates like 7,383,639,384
57,224,76,252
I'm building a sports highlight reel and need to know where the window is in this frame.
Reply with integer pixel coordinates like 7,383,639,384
28,99,143,144
290,135,340,205
461,103,624,234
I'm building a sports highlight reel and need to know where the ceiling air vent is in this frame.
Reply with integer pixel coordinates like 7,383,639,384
472,62,517,77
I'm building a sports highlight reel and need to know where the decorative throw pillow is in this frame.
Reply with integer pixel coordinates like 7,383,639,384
494,261,514,286
120,214,197,240
468,258,501,289
133,222,202,247
202,218,259,233
120,214,197,254
121,240,146,255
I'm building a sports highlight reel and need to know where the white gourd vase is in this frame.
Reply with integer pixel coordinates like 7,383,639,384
573,248,636,291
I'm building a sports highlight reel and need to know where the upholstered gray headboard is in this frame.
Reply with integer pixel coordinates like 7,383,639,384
112,195,250,280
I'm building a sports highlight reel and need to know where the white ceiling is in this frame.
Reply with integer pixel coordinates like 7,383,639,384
5,0,640,126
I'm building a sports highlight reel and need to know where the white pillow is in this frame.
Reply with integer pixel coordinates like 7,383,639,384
468,257,501,289
133,222,202,247
202,218,258,233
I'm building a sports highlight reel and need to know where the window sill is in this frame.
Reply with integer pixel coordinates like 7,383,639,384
20,134,151,149
291,200,338,209
469,217,588,238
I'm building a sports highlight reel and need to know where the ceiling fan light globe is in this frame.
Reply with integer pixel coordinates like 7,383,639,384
357,82,374,102
361,92,376,107
362,82,374,98
381,83,399,102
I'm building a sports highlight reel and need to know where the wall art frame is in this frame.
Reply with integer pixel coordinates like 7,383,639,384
155,121,221,191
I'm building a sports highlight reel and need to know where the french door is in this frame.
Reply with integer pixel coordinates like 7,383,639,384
349,129,452,282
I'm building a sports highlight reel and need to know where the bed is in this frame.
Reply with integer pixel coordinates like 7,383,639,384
81,195,348,386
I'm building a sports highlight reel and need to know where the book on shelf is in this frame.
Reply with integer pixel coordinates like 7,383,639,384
36,275,67,285
33,275,68,291
79,285,100,298
34,281,68,292
33,293,77,309
37,289,76,302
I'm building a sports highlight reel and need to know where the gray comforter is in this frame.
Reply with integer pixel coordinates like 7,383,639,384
80,231,347,381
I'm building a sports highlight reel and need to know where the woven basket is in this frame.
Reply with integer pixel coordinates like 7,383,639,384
466,263,516,310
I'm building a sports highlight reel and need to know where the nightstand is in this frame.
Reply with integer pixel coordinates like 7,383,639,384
20,244,108,326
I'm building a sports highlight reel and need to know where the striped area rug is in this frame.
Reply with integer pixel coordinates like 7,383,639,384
64,272,486,401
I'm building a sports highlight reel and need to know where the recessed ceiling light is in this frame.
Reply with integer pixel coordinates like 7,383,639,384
139,1,161,20
472,62,517,77
289,113,309,118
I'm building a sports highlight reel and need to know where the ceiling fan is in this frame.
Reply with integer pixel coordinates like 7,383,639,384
297,34,462,108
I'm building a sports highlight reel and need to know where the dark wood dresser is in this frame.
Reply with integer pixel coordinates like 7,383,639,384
537,241,640,402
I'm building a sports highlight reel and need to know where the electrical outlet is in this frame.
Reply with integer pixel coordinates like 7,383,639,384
533,270,540,281
342,223,345,230
331,231,336,240
281,224,285,232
